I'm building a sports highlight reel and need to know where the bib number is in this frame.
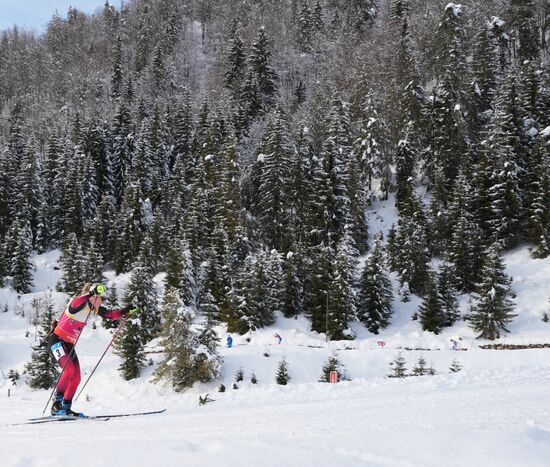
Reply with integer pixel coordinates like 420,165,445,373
51,342,66,361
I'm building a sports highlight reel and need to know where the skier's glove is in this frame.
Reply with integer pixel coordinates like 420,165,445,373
122,304,139,315
89,283,106,296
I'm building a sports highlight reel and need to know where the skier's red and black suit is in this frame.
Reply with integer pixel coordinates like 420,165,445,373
48,294,128,401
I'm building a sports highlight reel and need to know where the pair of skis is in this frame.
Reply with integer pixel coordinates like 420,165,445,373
8,409,166,426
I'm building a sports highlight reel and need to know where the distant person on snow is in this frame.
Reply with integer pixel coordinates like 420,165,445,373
274,333,283,345
227,335,233,348
47,282,137,417
450,338,461,351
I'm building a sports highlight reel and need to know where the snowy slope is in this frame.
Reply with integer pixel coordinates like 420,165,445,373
1,247,550,466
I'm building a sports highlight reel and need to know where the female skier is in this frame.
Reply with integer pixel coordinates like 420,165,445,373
47,282,137,416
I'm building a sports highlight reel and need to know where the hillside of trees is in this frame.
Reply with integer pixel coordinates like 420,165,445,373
1,0,549,351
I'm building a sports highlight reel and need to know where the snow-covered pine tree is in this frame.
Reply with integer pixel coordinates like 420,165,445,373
256,108,293,252
343,0,378,33
282,249,304,318
241,249,277,330
249,26,278,111
326,234,356,340
134,0,153,73
204,223,240,330
386,224,399,272
36,133,63,250
426,2,469,196
449,359,462,373
319,351,346,382
304,243,332,334
394,122,416,209
347,127,370,254
525,133,550,258
102,284,120,330
114,183,147,274
224,24,246,98
471,18,507,120
115,318,146,381
275,357,290,385
322,98,352,245
61,149,84,239
265,249,285,314
110,34,124,100
154,287,220,391
357,234,393,334
468,244,517,340
476,88,523,249
411,356,429,376
110,101,134,206
197,291,221,363
124,243,161,343
296,0,313,53
418,269,445,334
395,194,430,295
89,194,118,267
10,219,34,294
438,262,460,327
15,137,43,244
447,172,484,292
508,0,540,62
312,0,324,32
82,237,105,284
387,352,407,378
8,369,20,385
61,233,88,294
25,295,59,389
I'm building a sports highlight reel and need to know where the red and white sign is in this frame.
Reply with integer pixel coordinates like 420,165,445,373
329,371,338,384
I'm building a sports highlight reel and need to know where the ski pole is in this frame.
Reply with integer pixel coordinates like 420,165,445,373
41,304,94,415
74,314,130,402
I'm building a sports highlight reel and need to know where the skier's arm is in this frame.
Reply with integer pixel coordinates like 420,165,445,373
68,294,92,314
98,304,138,320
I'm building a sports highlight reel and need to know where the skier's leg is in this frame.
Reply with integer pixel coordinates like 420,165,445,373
62,353,81,401
55,353,75,396
51,353,77,414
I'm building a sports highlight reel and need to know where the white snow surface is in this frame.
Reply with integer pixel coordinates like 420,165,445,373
2,246,550,466
445,3,462,17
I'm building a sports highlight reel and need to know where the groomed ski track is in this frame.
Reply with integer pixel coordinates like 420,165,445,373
3,362,550,467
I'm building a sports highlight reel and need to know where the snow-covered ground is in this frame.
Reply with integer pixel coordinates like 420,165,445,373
1,246,550,466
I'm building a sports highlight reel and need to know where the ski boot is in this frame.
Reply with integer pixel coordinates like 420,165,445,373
53,400,86,418
50,394,64,416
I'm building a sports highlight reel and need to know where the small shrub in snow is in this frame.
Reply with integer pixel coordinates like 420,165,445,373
199,394,214,405
276,358,290,385
411,356,430,376
251,371,258,384
235,367,244,382
542,313,549,323
25,296,59,389
233,383,239,390
387,353,408,378
449,359,462,373
218,384,226,392
7,369,19,385
319,352,347,382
